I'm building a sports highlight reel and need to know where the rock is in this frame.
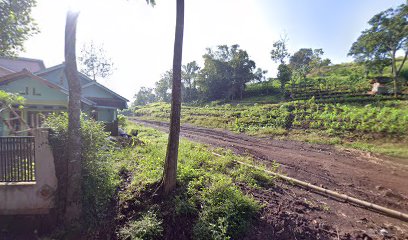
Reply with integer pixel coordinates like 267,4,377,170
379,229,388,236
375,185,384,191
384,190,405,200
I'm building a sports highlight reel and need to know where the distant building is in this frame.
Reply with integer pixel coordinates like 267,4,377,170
0,57,128,136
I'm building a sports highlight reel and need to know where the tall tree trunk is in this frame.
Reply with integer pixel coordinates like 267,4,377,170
161,0,184,195
64,10,82,223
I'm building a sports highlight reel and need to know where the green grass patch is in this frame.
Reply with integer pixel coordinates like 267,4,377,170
114,122,276,239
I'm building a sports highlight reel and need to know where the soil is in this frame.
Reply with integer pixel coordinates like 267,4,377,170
133,119,408,240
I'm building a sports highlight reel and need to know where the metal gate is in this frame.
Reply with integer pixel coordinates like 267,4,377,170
0,137,36,182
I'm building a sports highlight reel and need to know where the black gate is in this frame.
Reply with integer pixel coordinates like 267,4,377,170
0,137,36,182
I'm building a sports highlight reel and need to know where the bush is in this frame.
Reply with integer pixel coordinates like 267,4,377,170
44,113,120,228
118,114,127,128
118,212,163,240
193,176,260,240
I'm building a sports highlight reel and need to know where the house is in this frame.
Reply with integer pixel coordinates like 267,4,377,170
0,57,128,136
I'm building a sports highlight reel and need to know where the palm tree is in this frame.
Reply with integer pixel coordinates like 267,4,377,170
161,0,184,195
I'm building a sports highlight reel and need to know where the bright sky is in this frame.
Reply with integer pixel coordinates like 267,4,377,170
22,0,406,101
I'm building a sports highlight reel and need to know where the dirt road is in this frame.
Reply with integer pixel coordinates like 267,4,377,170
133,119,408,239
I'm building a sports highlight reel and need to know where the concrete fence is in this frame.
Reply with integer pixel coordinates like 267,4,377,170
0,129,57,215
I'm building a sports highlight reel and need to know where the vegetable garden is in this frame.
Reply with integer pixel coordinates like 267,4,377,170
133,99,408,139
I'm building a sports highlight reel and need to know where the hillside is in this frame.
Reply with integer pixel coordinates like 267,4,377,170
243,57,408,104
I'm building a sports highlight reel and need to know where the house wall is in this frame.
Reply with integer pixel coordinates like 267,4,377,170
38,68,67,88
82,84,114,99
0,129,58,215
0,76,68,105
39,68,91,89
97,108,116,122
0,77,68,136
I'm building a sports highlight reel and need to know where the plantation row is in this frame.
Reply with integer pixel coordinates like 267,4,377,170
133,99,408,137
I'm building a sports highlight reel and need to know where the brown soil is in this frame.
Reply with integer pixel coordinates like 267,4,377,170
133,119,408,240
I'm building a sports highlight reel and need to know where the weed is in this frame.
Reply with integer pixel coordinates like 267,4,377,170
45,113,120,228
118,211,163,240
116,122,274,239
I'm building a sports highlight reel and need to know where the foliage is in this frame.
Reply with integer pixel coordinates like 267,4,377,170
197,44,257,101
193,176,260,240
117,114,127,129
133,87,156,106
135,99,408,139
155,70,172,102
348,4,408,94
0,0,39,56
289,48,329,80
116,123,273,239
0,90,25,106
44,113,120,228
118,212,163,240
182,61,200,102
270,37,290,64
277,64,292,93
78,41,115,81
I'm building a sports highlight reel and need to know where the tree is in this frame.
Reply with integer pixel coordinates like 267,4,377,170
198,44,256,100
155,70,172,102
270,38,291,95
133,87,156,106
309,49,331,75
182,61,200,102
254,68,267,83
289,48,330,80
160,0,184,195
78,42,114,81
348,30,391,76
348,4,408,96
277,64,292,96
0,0,39,56
64,10,82,224
270,37,290,64
289,48,314,80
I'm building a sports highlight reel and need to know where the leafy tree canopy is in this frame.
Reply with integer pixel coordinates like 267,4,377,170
155,70,173,102
78,42,115,81
0,0,39,57
349,4,407,96
198,44,257,100
277,63,292,92
348,4,407,78
133,87,156,106
182,61,200,102
289,48,329,80
0,90,25,107
270,37,290,64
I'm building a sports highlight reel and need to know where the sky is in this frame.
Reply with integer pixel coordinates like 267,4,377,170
22,0,406,101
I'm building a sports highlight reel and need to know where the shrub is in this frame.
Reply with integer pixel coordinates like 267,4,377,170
44,113,120,228
118,212,163,240
118,114,127,129
193,176,260,240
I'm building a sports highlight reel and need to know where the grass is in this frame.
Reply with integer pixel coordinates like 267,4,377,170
112,121,277,239
132,99,408,160
118,211,163,240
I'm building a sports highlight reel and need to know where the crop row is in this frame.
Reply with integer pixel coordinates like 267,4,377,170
133,100,408,137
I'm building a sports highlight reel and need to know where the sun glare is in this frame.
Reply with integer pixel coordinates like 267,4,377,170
64,0,100,13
